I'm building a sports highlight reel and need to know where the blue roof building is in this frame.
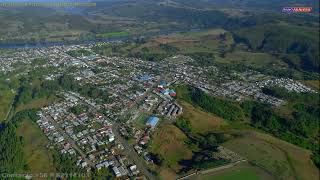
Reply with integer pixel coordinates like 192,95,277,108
158,81,167,87
146,116,159,128
137,75,153,81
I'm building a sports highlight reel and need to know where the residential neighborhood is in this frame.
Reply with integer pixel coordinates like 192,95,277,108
0,43,317,179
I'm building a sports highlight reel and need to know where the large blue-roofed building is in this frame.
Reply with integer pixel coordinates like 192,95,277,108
137,75,153,82
146,116,159,128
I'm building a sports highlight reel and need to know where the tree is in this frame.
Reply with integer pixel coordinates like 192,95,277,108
176,117,193,133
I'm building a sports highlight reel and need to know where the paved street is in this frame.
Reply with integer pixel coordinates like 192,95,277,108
113,123,155,180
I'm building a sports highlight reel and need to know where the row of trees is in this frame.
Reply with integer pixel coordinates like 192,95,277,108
14,74,112,108
179,132,229,172
176,85,245,121
0,122,26,173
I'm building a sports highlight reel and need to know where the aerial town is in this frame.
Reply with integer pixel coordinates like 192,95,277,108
0,43,316,179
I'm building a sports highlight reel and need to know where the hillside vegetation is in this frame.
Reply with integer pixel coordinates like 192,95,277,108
174,85,320,168
234,24,320,72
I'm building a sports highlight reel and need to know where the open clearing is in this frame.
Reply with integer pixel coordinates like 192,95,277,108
223,131,319,180
179,101,227,133
196,162,273,180
135,28,230,54
178,28,227,38
302,80,320,91
217,51,288,69
16,119,55,173
150,124,193,171
15,96,56,113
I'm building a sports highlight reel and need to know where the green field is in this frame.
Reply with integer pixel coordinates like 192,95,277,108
15,96,56,113
202,168,260,180
136,112,149,125
16,119,56,173
150,124,193,170
0,90,14,121
223,131,319,180
216,51,288,69
179,101,227,133
134,28,232,55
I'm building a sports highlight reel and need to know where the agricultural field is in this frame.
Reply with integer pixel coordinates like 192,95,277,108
16,119,56,173
223,131,319,180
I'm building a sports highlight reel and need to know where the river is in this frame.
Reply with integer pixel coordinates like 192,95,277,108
0,28,201,49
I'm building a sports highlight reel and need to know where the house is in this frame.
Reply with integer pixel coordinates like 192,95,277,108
161,89,176,97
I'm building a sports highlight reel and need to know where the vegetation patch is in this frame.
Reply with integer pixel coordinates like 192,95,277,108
98,31,129,38
136,112,148,125
179,101,226,133
17,119,56,173
234,24,319,72
302,80,320,91
67,49,93,57
0,122,26,173
174,85,245,121
223,131,319,180
202,167,260,180
0,90,14,121
150,124,193,170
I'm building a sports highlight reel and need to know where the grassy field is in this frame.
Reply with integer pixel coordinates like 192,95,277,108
302,80,320,91
179,101,227,133
157,167,177,180
0,90,14,121
134,28,231,54
216,51,288,69
200,166,261,180
15,96,57,113
223,131,319,180
178,29,227,38
98,31,129,38
16,119,56,173
136,112,149,125
150,124,193,170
